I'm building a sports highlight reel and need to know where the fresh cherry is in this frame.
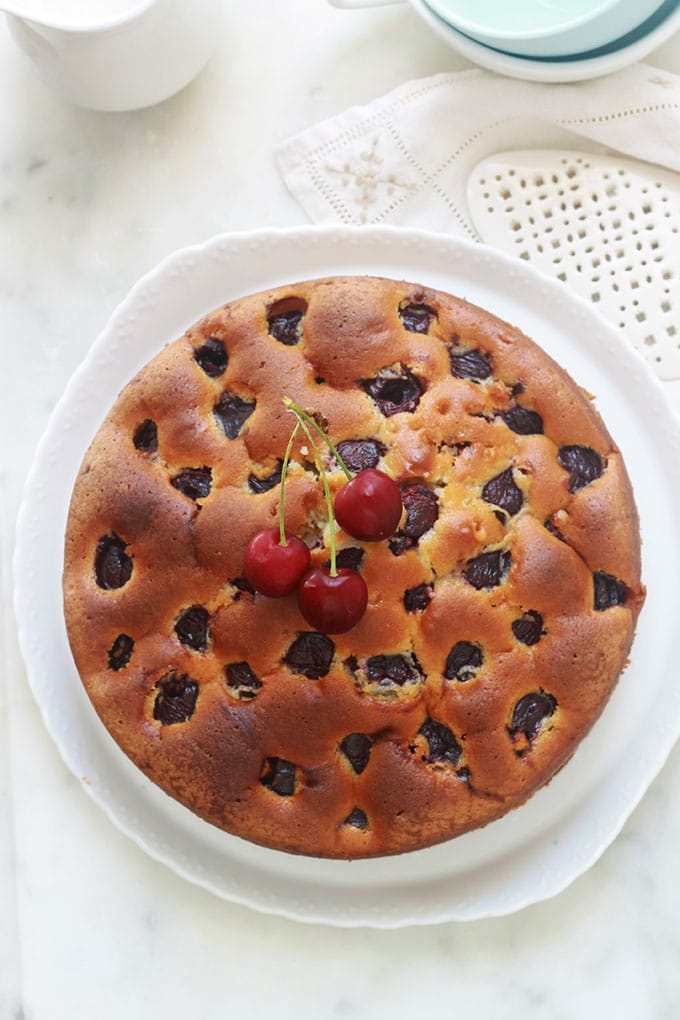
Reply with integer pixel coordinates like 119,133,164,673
297,567,368,634
244,527,311,597
334,469,403,542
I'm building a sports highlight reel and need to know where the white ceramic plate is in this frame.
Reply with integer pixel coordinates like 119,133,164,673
414,0,680,82
13,225,680,927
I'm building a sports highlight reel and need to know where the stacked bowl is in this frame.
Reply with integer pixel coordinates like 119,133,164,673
331,0,680,81
424,0,669,57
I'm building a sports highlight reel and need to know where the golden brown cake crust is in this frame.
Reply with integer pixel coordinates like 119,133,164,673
62,276,645,858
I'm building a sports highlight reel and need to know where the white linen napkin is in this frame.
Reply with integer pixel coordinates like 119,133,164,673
276,64,680,236
276,63,680,395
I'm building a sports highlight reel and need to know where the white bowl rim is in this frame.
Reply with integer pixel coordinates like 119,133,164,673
414,0,680,81
426,0,657,43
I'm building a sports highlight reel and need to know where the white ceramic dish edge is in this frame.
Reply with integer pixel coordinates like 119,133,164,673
423,0,662,58
413,0,680,82
13,225,680,927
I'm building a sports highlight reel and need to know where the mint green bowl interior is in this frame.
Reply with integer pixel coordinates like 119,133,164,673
423,0,666,57
429,0,633,39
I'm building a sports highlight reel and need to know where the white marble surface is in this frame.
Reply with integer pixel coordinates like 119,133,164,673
2,3,680,1017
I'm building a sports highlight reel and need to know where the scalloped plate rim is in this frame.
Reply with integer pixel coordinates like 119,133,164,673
12,223,680,927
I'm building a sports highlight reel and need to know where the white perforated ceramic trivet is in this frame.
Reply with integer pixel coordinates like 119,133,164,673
467,150,680,380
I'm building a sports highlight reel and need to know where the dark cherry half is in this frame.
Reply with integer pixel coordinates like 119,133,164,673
95,534,133,590
268,308,304,346
503,406,544,435
449,345,492,381
334,547,365,571
593,571,628,610
510,690,557,743
225,661,262,699
417,718,462,766
248,460,283,494
343,807,369,830
404,583,433,613
401,483,439,539
133,418,158,453
339,733,372,774
463,549,511,590
214,391,256,439
284,632,335,679
482,467,523,516
388,533,412,557
230,576,256,601
399,302,436,333
335,438,386,473
260,757,297,796
361,367,423,417
364,653,423,688
153,672,199,725
557,445,605,493
171,467,212,501
175,605,210,651
108,633,134,671
194,337,228,377
444,641,483,681
512,610,544,646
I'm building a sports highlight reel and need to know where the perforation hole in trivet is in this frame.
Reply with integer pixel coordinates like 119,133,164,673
467,150,680,380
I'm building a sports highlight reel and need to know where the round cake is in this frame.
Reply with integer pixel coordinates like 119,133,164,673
62,275,645,858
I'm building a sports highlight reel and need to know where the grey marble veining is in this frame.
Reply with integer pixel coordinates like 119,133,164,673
0,537,21,1020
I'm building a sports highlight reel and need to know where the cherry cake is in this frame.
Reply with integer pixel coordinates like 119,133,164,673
62,276,645,858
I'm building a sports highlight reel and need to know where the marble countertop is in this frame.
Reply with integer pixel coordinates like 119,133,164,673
2,3,680,1017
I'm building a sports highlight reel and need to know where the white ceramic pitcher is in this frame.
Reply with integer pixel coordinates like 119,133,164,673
3,0,222,111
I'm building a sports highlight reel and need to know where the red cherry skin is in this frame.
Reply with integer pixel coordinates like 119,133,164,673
297,567,368,634
334,469,403,542
244,527,311,597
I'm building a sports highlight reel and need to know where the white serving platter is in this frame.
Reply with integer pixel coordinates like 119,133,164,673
13,225,680,927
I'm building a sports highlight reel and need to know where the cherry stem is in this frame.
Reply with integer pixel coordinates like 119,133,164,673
282,397,352,481
287,410,339,578
278,420,301,547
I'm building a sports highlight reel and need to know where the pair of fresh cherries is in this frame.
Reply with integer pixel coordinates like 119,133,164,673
244,400,403,634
